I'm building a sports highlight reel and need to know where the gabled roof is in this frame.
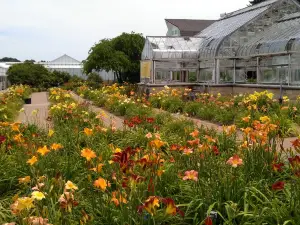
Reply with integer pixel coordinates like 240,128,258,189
165,19,216,36
48,54,81,65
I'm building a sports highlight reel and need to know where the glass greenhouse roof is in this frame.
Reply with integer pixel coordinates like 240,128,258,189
237,17,300,56
142,36,203,60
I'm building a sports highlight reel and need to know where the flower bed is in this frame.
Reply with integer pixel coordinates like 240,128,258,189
1,86,300,224
0,85,32,122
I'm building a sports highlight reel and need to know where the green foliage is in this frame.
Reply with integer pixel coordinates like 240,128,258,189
0,57,20,62
7,63,72,88
84,32,145,83
87,72,103,88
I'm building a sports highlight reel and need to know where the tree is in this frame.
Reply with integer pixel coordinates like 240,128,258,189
84,32,145,83
7,62,50,88
0,57,20,62
87,72,103,88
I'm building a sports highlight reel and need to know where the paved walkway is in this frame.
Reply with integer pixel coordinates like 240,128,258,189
16,92,51,129
164,109,296,149
70,92,124,130
71,92,297,149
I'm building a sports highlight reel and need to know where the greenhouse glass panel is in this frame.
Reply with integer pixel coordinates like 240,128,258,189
144,36,203,60
199,69,213,82
220,68,234,83
259,66,288,83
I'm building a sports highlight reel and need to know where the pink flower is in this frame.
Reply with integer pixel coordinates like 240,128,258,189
183,148,193,155
227,155,243,168
183,170,198,181
145,133,152,139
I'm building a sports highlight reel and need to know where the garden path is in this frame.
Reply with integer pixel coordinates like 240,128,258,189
16,92,51,129
163,109,296,149
70,92,125,130
70,92,296,150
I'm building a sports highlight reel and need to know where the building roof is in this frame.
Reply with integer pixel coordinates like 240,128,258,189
196,0,297,58
47,54,81,65
165,19,216,36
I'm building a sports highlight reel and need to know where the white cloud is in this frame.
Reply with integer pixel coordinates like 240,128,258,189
0,0,250,61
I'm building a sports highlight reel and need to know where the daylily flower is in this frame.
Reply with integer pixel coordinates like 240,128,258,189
242,116,250,123
111,191,127,206
272,181,285,190
145,132,152,139
10,197,34,215
162,198,184,217
90,163,104,173
150,139,164,149
81,148,96,161
31,191,45,200
18,176,31,184
37,146,50,156
65,181,78,190
138,196,160,216
48,129,54,137
51,143,63,151
291,138,300,148
204,217,213,225
0,135,6,144
83,128,93,136
190,130,199,138
272,162,284,172
260,116,271,124
227,155,243,168
94,177,107,191
27,156,38,166
183,170,198,181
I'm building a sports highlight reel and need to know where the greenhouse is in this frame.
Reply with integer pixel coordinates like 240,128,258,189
141,0,300,86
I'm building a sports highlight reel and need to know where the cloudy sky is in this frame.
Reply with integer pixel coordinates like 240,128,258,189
0,0,250,61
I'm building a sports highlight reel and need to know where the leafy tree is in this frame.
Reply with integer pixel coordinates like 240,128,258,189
48,70,72,86
7,63,72,88
84,32,145,83
0,57,20,62
24,59,36,63
87,72,103,88
7,62,50,88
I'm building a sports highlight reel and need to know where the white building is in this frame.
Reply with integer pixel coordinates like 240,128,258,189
0,54,115,90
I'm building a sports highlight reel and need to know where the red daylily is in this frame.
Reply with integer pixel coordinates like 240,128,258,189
161,198,184,217
272,162,284,172
212,146,220,155
291,138,300,148
0,135,6,144
204,217,213,225
272,181,285,190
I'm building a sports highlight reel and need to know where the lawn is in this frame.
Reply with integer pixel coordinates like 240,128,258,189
1,84,300,225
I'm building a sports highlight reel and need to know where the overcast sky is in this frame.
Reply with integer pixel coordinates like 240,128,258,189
0,0,250,61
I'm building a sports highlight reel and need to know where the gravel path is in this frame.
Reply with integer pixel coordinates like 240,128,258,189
16,92,51,129
70,92,124,130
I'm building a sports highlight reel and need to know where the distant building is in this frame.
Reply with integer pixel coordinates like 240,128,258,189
0,54,115,90
165,19,216,37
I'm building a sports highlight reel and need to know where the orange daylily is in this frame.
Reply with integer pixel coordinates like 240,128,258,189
190,130,199,138
18,176,31,184
37,146,50,156
111,191,127,206
227,155,243,168
94,177,107,191
150,139,164,149
83,128,93,136
183,170,198,181
27,156,38,166
90,163,104,173
81,148,96,161
11,122,20,132
51,143,63,151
